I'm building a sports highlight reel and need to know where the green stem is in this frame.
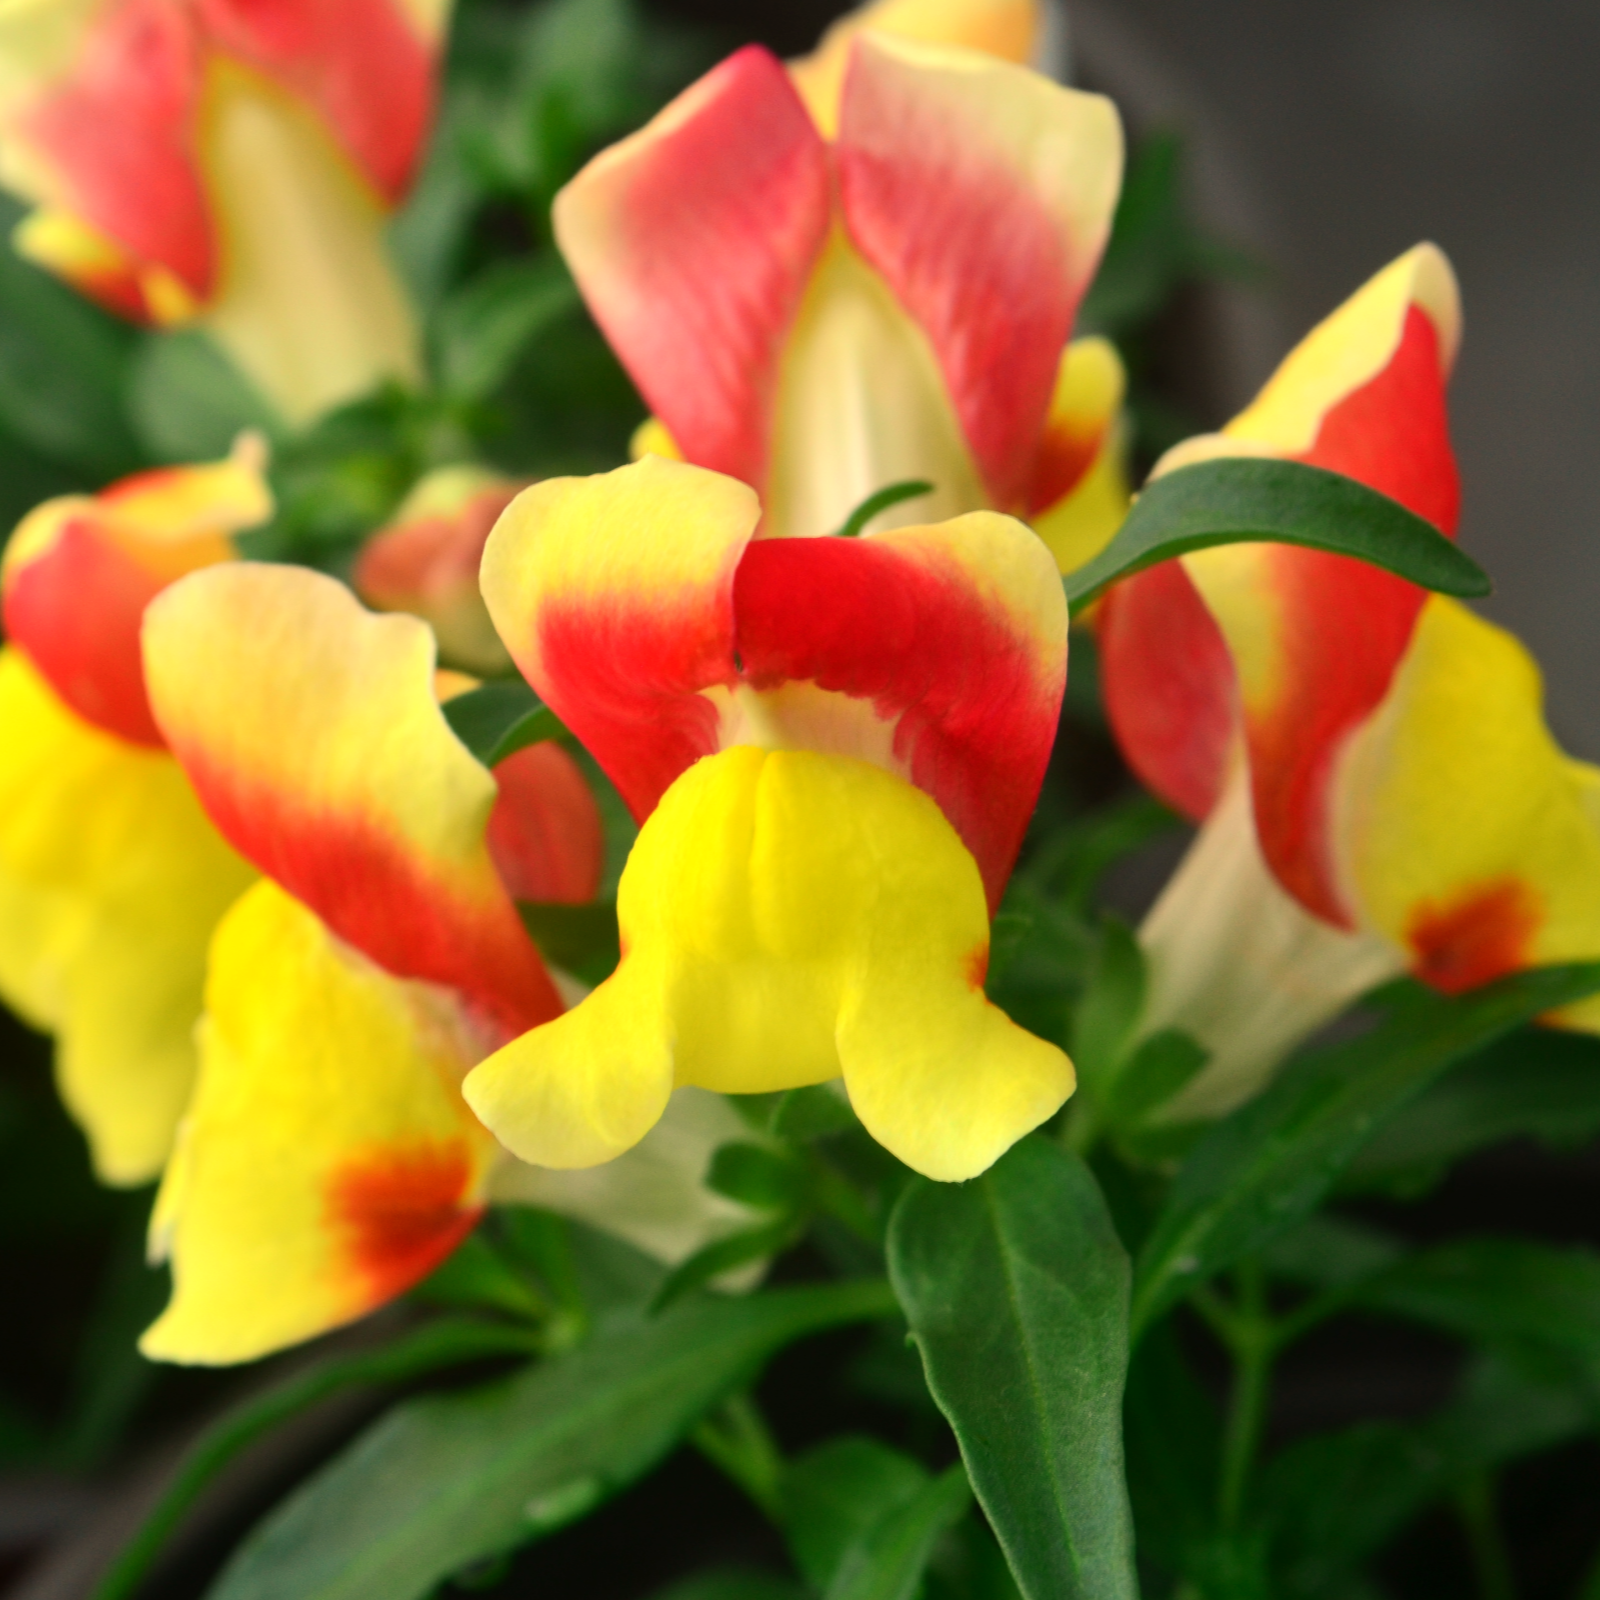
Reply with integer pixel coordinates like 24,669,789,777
90,1318,540,1600
1215,1262,1273,1532
1455,1473,1517,1600
691,1390,786,1524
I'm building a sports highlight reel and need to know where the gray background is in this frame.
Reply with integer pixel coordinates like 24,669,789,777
1065,0,1600,756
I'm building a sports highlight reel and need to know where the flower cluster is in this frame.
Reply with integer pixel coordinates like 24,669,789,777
1,0,1596,1397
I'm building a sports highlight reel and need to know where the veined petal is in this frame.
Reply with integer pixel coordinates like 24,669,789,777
484,457,1066,907
142,880,496,1365
1138,766,1402,1122
353,466,522,676
836,35,1122,512
1337,597,1600,1016
0,649,254,1183
1,437,271,746
1097,558,1237,821
195,0,439,203
198,63,422,424
1102,246,1463,923
143,563,560,1036
1027,335,1130,573
764,232,987,541
487,744,605,907
481,456,756,824
730,509,1066,910
12,0,213,303
553,46,832,491
790,0,1038,135
465,748,1073,1181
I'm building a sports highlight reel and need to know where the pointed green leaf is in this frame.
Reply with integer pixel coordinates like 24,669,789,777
1343,1025,1600,1194
1131,963,1600,1336
782,1437,930,1593
1063,458,1491,613
442,679,565,768
888,1137,1137,1600
824,1464,972,1600
207,1281,897,1600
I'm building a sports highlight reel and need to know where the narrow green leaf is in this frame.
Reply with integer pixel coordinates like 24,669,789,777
442,679,565,768
1070,917,1147,1105
1263,1356,1592,1598
769,1084,859,1140
1354,1237,1600,1382
834,480,934,539
127,329,279,463
1343,1026,1600,1194
93,1318,541,1600
0,194,141,474
649,1217,798,1312
781,1437,930,1593
208,1281,897,1600
1063,458,1491,613
706,1143,808,1212
647,1572,807,1600
516,900,620,985
412,1231,546,1321
435,256,581,402
1105,1029,1208,1129
888,1137,1138,1600
1131,963,1600,1336
825,1463,972,1600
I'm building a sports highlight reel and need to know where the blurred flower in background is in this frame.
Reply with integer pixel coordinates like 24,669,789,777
0,0,450,423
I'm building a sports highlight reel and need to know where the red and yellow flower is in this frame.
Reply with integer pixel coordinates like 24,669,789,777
1097,245,1600,1114
0,438,268,1183
465,453,1074,1183
553,28,1128,570
353,465,526,678
0,0,447,421
138,560,754,1362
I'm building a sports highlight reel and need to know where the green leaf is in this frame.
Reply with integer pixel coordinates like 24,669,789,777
782,1437,930,1592
706,1143,807,1212
412,1230,546,1321
0,195,141,474
1353,1237,1600,1384
1262,1356,1593,1598
1121,1320,1221,1579
1342,1025,1600,1194
435,256,581,402
888,1136,1137,1600
516,899,621,986
649,1216,799,1312
1104,1029,1208,1130
1070,917,1147,1106
207,1280,897,1600
127,329,279,462
1063,458,1491,613
834,479,934,539
647,1572,807,1600
1130,963,1600,1337
769,1084,860,1141
825,1464,971,1600
94,1318,542,1600
442,679,565,767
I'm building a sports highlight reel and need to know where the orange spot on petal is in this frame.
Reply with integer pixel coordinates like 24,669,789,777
967,943,990,991
325,1141,482,1307
1406,878,1543,996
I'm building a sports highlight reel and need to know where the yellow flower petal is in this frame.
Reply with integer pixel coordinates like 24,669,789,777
466,747,1073,1182
143,880,497,1366
0,649,254,1183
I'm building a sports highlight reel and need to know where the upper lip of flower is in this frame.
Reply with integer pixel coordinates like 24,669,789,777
552,36,1122,539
